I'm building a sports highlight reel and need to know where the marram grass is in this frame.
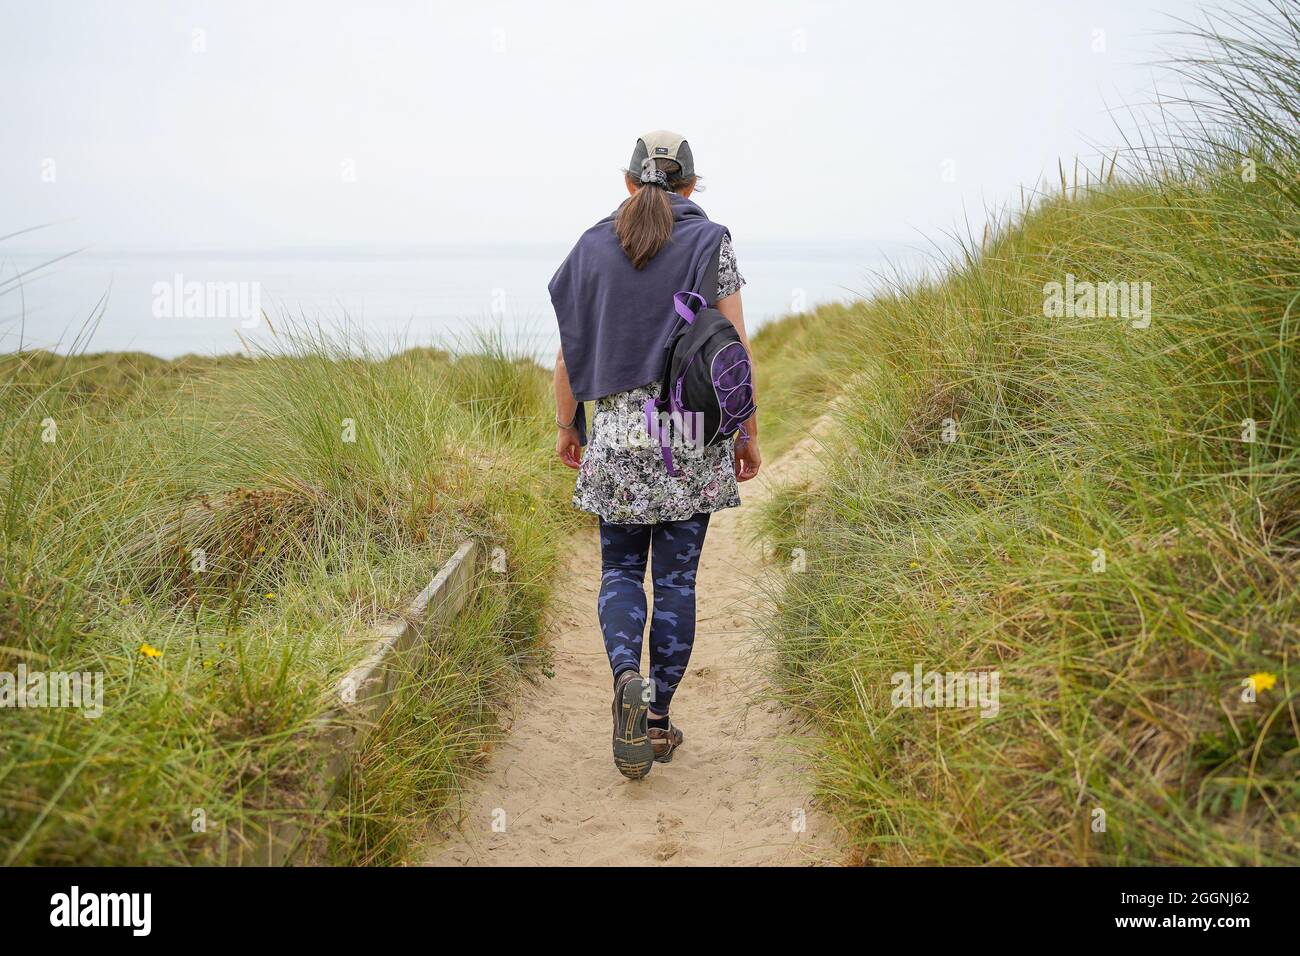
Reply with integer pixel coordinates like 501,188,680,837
0,329,576,864
752,3,1299,865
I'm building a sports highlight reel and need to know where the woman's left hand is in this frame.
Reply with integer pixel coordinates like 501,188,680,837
735,438,762,481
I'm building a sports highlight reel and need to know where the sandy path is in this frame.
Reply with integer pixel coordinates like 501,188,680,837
424,440,840,866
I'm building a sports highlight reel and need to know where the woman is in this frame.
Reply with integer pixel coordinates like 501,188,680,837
549,131,761,780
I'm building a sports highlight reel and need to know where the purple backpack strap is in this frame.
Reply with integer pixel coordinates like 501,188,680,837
673,290,706,324
643,396,678,476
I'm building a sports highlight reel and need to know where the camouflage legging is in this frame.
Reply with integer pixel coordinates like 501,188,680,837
597,514,710,716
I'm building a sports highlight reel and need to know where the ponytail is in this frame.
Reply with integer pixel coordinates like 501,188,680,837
615,158,698,270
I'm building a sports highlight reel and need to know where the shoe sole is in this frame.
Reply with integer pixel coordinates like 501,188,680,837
612,676,654,780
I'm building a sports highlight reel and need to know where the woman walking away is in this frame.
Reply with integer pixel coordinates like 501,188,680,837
549,131,761,780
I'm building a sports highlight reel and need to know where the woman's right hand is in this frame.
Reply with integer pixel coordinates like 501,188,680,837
556,426,582,469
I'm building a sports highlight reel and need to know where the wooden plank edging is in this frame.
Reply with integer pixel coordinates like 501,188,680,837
227,538,482,866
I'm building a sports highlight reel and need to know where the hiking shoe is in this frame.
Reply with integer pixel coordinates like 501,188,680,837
611,671,654,780
649,721,684,763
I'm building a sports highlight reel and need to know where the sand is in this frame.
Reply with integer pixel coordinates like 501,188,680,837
423,437,841,866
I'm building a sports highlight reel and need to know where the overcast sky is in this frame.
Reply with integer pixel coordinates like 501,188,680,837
2,0,1212,250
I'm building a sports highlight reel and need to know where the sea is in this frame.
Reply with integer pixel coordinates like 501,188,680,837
0,240,932,360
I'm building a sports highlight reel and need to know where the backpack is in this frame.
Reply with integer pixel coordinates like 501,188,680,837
643,243,756,475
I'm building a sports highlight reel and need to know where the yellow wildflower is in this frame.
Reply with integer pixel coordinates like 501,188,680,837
139,643,162,659
1247,672,1277,693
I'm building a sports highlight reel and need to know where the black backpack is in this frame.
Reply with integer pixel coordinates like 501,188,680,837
644,243,756,474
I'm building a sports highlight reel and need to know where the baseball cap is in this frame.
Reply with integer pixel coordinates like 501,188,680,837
628,130,695,178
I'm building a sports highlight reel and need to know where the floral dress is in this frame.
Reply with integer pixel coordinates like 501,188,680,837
573,235,746,525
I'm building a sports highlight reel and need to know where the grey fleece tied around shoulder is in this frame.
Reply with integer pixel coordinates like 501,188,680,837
549,194,727,412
